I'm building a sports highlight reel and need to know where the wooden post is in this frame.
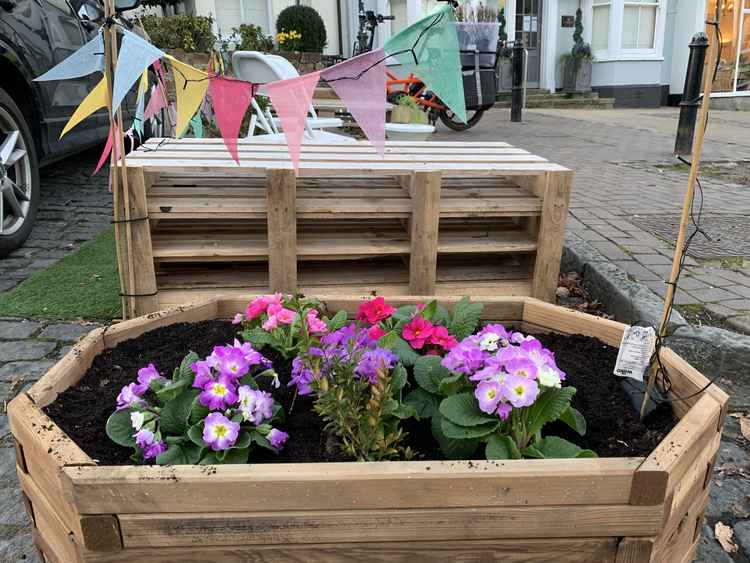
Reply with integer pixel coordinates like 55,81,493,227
267,169,297,293
640,28,718,418
126,166,159,316
531,171,572,302
615,537,655,563
409,171,442,295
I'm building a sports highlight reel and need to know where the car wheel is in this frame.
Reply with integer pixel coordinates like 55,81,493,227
0,86,39,258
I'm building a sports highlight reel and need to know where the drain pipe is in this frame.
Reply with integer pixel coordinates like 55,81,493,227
674,33,709,156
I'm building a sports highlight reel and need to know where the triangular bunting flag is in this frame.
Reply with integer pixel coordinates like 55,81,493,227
133,70,149,138
190,113,204,138
60,76,108,138
265,71,320,172
322,49,386,157
385,4,466,123
92,123,122,176
144,83,166,121
112,30,164,111
35,31,104,81
168,56,209,137
208,76,255,163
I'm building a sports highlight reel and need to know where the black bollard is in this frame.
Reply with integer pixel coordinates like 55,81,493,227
511,41,524,122
675,33,709,155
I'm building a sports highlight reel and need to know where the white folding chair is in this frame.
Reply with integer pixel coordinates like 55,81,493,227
231,51,353,143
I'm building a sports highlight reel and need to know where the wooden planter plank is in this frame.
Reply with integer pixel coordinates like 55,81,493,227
409,171,442,294
81,538,618,563
522,299,627,347
614,537,655,563
62,458,641,515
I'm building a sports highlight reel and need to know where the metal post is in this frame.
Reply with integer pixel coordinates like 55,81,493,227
674,33,709,156
511,40,524,122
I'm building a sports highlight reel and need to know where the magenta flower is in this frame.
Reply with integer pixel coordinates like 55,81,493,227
505,358,538,380
267,428,289,449
305,309,328,334
232,339,272,369
367,324,386,341
496,402,512,421
475,380,503,414
191,359,214,389
237,386,274,424
199,376,238,410
202,412,240,451
116,383,145,411
134,363,164,394
429,325,458,350
245,293,283,321
402,317,435,349
502,374,539,408
355,296,396,324
496,344,521,366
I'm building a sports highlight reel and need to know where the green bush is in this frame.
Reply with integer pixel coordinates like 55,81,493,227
276,5,327,53
233,23,274,52
141,14,216,53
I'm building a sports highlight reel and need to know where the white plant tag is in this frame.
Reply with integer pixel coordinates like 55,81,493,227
614,326,656,382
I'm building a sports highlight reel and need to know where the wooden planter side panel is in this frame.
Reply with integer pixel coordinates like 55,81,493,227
79,538,619,563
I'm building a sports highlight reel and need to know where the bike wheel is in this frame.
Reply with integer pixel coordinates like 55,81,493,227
438,108,485,131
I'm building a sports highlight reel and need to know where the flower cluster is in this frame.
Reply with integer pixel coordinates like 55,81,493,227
116,363,166,411
402,316,457,352
290,323,398,394
442,325,566,421
276,29,302,44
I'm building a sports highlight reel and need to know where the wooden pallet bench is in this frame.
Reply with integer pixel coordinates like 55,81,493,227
119,139,572,316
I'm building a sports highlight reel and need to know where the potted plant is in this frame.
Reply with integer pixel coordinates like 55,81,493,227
275,4,327,73
8,295,727,562
386,96,435,141
562,9,593,94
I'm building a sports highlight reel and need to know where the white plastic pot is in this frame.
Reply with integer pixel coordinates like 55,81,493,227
385,123,436,142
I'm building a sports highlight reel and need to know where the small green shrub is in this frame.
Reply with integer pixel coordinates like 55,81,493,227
141,14,216,53
276,5,327,53
234,23,274,52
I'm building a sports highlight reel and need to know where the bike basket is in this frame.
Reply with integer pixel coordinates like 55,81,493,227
462,67,497,111
455,22,500,67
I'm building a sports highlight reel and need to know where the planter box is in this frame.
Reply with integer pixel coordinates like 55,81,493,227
8,297,727,563
563,58,592,94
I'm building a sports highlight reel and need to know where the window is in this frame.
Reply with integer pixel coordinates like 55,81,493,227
592,0,611,51
622,0,657,49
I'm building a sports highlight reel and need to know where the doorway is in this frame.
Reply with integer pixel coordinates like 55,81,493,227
514,0,542,88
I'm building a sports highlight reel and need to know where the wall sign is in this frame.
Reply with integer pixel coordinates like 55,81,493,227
561,15,575,27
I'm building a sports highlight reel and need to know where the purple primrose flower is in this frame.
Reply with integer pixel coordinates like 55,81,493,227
355,348,398,384
503,374,539,408
116,382,145,411
237,386,274,424
134,363,164,394
267,427,289,449
202,412,240,451
199,375,238,410
475,380,503,414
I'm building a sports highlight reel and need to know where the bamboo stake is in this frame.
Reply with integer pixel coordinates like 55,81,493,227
640,31,717,419
103,0,137,319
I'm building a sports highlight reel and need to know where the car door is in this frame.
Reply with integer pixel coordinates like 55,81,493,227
37,0,108,155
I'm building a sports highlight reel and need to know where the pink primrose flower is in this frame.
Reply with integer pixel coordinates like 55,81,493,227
367,324,386,341
502,374,539,408
402,317,435,349
306,309,328,334
356,296,396,324
429,325,458,350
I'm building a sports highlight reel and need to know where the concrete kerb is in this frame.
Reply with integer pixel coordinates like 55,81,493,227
563,235,750,408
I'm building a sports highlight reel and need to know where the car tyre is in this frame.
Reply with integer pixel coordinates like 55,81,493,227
0,86,40,258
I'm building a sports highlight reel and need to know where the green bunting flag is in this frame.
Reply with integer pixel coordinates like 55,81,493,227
385,4,466,123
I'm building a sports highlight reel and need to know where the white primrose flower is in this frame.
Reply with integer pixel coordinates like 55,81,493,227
479,333,500,352
130,411,145,431
537,364,562,388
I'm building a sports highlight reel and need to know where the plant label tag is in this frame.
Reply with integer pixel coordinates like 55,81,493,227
614,326,656,382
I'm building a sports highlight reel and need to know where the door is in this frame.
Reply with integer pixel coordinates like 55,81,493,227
514,0,542,88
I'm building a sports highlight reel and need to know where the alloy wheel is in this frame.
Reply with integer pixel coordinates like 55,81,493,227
0,108,32,236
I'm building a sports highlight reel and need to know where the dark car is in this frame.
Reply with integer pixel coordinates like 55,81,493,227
0,0,139,257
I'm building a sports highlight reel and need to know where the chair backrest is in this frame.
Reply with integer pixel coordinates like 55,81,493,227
265,54,300,80
232,51,285,93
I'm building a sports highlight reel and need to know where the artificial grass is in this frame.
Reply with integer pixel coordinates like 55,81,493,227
0,228,121,321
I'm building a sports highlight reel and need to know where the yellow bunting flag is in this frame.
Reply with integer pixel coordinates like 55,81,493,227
167,55,208,137
60,76,109,139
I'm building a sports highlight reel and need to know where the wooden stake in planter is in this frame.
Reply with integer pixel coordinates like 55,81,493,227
640,29,718,419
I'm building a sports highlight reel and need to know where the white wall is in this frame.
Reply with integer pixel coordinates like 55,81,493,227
554,0,579,89
591,59,662,85
668,0,707,94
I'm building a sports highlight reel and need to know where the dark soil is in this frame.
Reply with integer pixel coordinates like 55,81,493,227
44,321,676,465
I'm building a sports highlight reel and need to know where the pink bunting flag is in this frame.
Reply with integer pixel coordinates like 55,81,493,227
265,71,321,172
208,76,255,163
144,83,167,121
322,49,386,157
92,123,122,176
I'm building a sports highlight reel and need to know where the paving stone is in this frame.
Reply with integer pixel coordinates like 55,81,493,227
716,299,750,312
695,524,735,563
38,323,94,342
634,254,673,265
704,303,739,320
0,321,41,340
0,360,55,383
0,341,56,362
672,290,700,305
690,273,738,288
727,315,750,334
613,260,662,282
723,284,750,299
714,269,750,286
688,287,747,303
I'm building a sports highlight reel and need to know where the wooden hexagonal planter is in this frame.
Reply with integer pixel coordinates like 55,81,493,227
8,297,727,563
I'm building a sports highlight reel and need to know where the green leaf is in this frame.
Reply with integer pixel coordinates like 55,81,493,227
559,406,587,436
250,430,276,451
433,305,451,327
431,413,478,459
222,447,250,464
241,327,274,349
535,436,597,459
392,305,417,322
187,422,204,447
439,392,496,427
189,398,210,426
326,310,348,332
377,330,398,349
485,433,522,460
393,403,417,419
155,378,191,403
160,388,199,435
438,372,465,396
199,452,221,464
441,417,499,439
389,336,420,366
525,387,577,437
414,355,450,393
521,445,545,458
391,363,408,391
174,351,199,382
238,373,259,389
381,398,400,416
404,388,440,419
448,297,484,340
106,409,137,447
233,431,252,450
271,402,285,423
155,441,202,465
420,300,438,321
